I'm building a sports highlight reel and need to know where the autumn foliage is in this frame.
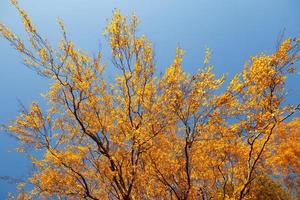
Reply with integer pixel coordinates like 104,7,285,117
1,1,300,199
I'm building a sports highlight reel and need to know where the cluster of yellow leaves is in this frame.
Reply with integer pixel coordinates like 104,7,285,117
265,118,300,193
1,1,300,199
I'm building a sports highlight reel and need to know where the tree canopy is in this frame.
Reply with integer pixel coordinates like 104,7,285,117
1,1,300,199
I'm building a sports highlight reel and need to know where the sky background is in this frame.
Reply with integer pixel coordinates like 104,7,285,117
0,0,299,198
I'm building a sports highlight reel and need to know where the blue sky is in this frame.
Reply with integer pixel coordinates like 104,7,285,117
0,0,299,198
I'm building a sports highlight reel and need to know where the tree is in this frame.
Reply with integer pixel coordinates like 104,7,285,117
1,1,300,199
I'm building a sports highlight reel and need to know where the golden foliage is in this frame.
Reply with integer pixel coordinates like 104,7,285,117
1,1,300,199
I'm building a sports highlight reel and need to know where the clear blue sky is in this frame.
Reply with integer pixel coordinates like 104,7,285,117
0,0,299,198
